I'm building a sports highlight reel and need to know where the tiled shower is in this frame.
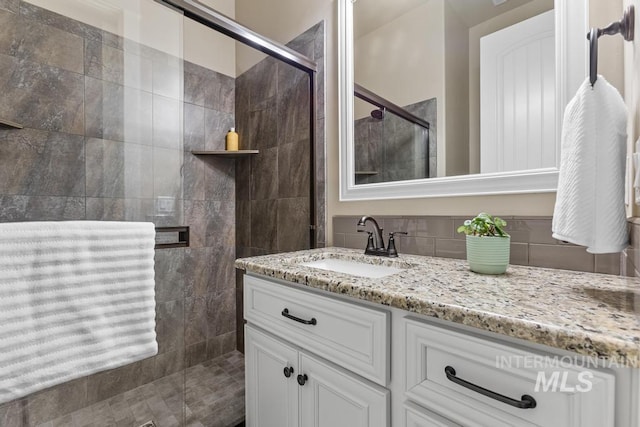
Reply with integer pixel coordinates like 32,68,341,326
0,1,324,425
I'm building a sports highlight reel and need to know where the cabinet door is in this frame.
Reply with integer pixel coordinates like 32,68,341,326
299,352,389,427
245,325,299,427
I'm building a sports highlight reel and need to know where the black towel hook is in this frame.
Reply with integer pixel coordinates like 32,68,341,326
587,5,635,87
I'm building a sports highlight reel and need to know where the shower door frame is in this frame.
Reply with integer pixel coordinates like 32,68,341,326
156,0,320,248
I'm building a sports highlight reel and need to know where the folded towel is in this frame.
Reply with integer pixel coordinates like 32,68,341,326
0,221,157,404
552,76,628,253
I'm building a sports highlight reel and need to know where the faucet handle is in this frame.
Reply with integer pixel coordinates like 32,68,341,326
387,232,408,257
358,229,376,252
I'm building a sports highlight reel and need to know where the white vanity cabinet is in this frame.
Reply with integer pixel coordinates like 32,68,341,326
243,273,620,427
243,274,390,427
402,318,615,427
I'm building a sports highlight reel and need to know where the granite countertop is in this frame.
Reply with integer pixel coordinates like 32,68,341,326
235,247,640,367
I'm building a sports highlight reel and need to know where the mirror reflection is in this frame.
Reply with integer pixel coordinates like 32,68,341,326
353,0,555,184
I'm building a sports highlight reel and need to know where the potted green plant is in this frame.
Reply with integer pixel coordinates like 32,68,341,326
457,213,510,274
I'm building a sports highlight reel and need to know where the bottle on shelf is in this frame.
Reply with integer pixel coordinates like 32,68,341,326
226,127,239,151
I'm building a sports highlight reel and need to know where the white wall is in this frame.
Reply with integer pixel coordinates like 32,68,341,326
25,0,236,77
443,0,469,177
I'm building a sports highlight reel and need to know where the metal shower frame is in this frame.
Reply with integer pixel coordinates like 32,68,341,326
156,0,320,248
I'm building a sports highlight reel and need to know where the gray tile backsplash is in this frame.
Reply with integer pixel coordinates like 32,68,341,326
334,215,625,275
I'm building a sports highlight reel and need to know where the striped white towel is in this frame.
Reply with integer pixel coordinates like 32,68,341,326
0,221,157,404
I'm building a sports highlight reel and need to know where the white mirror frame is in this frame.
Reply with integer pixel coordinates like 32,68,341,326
338,0,588,201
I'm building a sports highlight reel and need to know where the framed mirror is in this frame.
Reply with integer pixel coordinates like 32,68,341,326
339,0,589,200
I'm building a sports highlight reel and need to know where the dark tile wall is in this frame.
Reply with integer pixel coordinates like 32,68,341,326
623,219,640,277
235,22,326,351
0,2,237,425
354,98,437,184
333,215,622,275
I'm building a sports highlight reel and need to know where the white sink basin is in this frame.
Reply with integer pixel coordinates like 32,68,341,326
299,258,404,278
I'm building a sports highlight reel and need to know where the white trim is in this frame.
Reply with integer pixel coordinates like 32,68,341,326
338,0,588,200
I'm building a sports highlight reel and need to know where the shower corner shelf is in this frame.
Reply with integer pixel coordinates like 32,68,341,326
191,150,259,158
0,119,23,129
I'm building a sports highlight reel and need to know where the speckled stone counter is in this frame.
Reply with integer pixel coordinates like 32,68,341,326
236,247,640,366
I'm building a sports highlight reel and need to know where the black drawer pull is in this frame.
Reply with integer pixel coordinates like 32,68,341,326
444,366,537,409
281,308,317,325
284,366,294,378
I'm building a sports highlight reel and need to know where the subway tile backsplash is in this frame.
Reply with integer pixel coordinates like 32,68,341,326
333,215,630,276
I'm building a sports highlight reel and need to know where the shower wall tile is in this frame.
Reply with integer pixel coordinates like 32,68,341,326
85,197,125,221
248,58,277,111
0,399,22,427
123,143,154,198
236,200,251,248
277,197,310,252
85,40,154,92
9,13,84,74
204,157,235,201
0,0,17,13
210,244,236,296
86,358,154,406
183,152,205,201
277,79,310,145
85,137,125,198
251,147,278,200
24,377,87,426
278,138,310,199
251,199,277,251
19,2,102,41
249,101,278,150
186,341,208,367
207,289,236,337
0,128,85,196
152,54,182,100
207,202,235,248
156,299,185,355
0,54,84,134
155,248,185,303
204,72,235,114
184,102,205,151
185,296,207,347
153,348,185,381
153,94,182,149
153,147,183,199
0,195,85,221
185,247,215,298
204,107,235,151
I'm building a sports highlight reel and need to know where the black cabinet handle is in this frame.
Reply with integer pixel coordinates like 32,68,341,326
297,374,308,386
281,308,317,325
283,366,294,378
444,366,537,409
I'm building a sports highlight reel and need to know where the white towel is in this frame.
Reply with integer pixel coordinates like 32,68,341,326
552,76,628,254
0,221,157,404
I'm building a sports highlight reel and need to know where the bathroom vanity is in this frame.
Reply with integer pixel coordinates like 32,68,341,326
235,248,640,427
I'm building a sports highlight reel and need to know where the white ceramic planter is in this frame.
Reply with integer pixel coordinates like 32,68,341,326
465,235,510,274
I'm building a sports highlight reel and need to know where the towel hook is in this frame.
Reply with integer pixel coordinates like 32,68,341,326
587,5,635,87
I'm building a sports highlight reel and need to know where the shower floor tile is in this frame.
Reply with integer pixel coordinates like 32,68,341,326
37,351,245,427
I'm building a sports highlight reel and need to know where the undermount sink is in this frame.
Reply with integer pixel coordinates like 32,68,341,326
299,258,405,278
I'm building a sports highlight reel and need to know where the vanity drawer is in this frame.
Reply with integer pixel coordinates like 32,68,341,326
404,317,615,427
243,274,389,386
404,401,461,427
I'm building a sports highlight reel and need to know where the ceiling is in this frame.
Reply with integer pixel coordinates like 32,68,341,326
354,0,536,38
